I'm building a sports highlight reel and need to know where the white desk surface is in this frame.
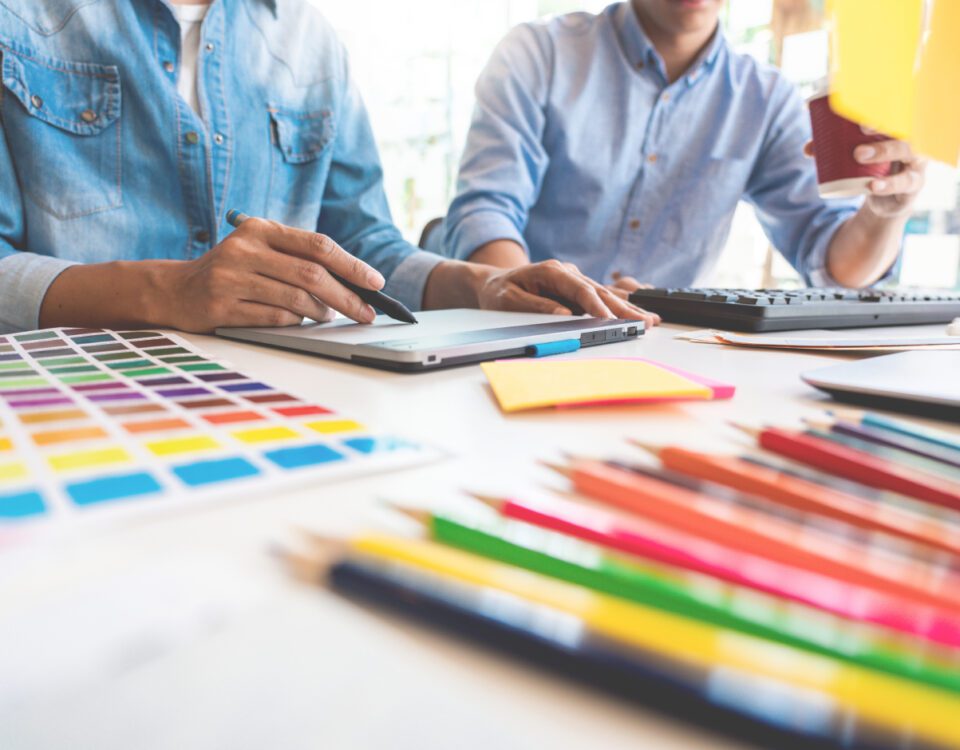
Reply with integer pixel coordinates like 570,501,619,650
3,323,958,750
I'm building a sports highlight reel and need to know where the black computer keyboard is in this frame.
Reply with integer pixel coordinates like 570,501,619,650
628,287,960,332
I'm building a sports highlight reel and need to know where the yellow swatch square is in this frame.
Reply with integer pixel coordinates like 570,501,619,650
147,435,220,456
481,359,712,413
305,420,364,435
49,447,131,472
232,426,300,444
0,462,28,483
0,437,12,452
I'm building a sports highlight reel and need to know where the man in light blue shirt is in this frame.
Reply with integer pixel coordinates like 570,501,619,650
439,0,926,292
0,0,650,334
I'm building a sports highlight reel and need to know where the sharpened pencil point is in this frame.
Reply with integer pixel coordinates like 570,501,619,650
629,439,664,456
388,504,431,525
728,421,762,438
540,460,574,479
468,492,507,511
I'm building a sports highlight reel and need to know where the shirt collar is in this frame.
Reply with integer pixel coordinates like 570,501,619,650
615,1,726,85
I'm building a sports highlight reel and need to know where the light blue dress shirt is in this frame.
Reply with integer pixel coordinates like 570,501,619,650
0,0,442,333
440,2,864,288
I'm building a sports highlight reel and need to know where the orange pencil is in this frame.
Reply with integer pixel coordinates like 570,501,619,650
632,442,960,558
551,459,960,612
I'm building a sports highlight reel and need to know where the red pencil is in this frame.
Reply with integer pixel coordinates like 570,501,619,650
473,493,960,649
734,424,960,511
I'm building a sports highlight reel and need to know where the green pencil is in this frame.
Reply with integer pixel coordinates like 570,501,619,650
396,505,960,694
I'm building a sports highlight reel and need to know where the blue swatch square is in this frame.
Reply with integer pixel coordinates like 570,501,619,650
173,457,260,487
0,490,45,519
221,382,270,393
67,472,163,507
343,437,409,455
264,444,344,469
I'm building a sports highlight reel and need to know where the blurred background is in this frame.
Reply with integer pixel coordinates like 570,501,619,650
316,0,960,290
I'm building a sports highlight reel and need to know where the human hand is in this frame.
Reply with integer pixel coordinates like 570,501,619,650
607,270,654,297
158,219,385,332
476,260,660,326
854,139,927,219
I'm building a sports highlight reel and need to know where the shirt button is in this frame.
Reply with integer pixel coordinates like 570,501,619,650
163,61,175,74
196,230,211,244
213,133,225,145
185,131,200,145
629,219,641,231
647,154,658,164
661,92,671,102
636,61,645,70
205,42,215,52
30,94,43,109
80,109,98,123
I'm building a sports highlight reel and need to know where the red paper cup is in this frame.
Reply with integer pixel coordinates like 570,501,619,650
808,94,893,198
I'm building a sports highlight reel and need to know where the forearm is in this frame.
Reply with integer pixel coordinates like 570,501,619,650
39,260,173,329
468,239,528,269
826,205,906,288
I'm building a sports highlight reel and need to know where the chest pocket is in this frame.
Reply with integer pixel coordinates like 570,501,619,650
267,106,335,229
1,47,121,220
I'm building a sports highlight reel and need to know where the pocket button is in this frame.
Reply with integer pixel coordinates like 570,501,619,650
80,109,98,124
30,94,43,109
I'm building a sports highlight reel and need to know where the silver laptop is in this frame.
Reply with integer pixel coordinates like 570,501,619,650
802,351,960,421
216,309,643,372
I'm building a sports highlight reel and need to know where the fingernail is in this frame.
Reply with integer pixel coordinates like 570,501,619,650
367,271,385,289
872,179,887,192
553,307,569,315
856,145,875,161
363,305,377,322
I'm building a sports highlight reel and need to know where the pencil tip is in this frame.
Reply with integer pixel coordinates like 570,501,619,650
388,504,431,524
629,439,663,456
468,492,506,510
728,421,761,438
540,460,573,478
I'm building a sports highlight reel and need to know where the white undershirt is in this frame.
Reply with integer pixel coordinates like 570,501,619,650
173,4,209,116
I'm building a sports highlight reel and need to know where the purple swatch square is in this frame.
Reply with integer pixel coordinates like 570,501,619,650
73,382,128,393
221,382,270,393
156,387,210,399
1,387,59,398
139,376,190,387
7,397,73,409
87,392,146,403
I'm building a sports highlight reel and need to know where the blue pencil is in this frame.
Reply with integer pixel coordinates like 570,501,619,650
830,410,960,456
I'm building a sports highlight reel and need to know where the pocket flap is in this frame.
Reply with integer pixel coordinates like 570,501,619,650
1,47,120,135
269,107,335,164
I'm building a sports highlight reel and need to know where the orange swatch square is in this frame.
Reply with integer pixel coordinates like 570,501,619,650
202,410,266,426
123,418,191,434
32,426,108,446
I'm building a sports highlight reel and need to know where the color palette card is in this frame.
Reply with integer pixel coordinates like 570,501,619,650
0,328,440,528
481,358,729,413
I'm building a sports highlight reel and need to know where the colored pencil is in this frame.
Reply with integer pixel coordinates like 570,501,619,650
733,424,960,511
394,505,960,692
629,443,960,557
472,493,960,648
809,416,960,471
305,533,960,749
297,553,906,750
804,424,960,482
546,459,960,609
832,410,960,455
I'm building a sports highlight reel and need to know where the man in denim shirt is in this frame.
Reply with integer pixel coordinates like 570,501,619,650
0,0,655,334
439,0,927,292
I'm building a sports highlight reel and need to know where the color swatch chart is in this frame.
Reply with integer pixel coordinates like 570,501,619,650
0,328,436,525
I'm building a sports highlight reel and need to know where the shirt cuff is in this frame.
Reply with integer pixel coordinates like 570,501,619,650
382,250,445,313
0,253,78,333
446,209,527,261
805,227,899,289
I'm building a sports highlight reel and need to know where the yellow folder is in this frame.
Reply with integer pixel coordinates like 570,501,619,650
828,0,960,165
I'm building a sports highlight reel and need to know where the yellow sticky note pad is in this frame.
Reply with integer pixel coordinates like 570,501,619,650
480,359,712,413
304,420,364,435
147,435,220,456
49,447,131,472
232,426,300,444
829,0,960,165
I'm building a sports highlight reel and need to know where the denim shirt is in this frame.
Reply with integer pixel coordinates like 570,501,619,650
439,2,864,287
0,0,442,332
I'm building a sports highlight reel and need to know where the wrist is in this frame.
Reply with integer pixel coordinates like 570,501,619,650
423,260,496,310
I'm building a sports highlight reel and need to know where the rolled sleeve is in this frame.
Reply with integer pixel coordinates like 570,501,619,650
0,252,77,333
446,209,528,262
381,250,445,312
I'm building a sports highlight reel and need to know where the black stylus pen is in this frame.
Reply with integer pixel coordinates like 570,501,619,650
225,209,418,324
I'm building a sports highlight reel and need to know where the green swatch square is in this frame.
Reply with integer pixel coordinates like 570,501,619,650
59,373,114,385
49,365,99,375
149,347,190,357
125,367,171,378
0,362,30,372
178,363,225,372
14,331,58,342
95,351,139,362
41,356,87,368
160,355,204,364
0,377,48,389
106,359,153,370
